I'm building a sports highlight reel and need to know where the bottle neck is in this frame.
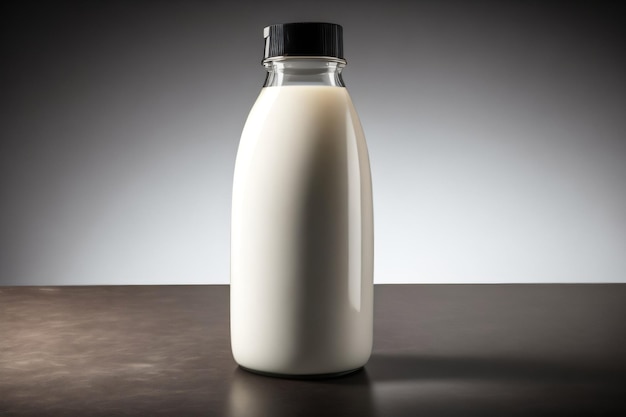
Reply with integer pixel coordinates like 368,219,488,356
262,57,346,87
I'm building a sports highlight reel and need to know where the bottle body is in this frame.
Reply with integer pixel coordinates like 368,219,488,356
230,84,373,376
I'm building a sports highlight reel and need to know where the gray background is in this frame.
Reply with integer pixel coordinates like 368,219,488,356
1,0,624,285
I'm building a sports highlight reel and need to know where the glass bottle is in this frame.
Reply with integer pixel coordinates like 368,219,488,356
231,22,373,377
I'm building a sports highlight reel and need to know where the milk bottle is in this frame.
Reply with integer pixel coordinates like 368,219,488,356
231,22,374,377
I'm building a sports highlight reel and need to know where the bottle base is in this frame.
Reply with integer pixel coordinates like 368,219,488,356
238,365,364,380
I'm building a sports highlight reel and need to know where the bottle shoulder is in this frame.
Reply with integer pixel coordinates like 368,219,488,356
247,86,355,117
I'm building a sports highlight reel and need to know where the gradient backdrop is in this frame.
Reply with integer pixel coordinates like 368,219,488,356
1,1,625,285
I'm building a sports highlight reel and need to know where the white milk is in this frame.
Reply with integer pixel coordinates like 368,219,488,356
231,85,373,375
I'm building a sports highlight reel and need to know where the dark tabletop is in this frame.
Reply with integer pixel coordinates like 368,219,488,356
1,284,625,416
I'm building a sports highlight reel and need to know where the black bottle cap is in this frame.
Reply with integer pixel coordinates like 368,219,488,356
263,22,344,60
